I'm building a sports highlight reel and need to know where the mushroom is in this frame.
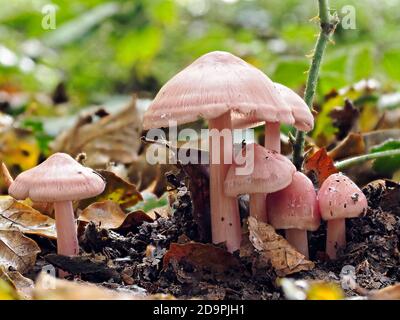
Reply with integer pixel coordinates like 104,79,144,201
224,143,296,223
8,153,105,258
232,82,314,153
143,51,294,252
318,173,368,259
267,172,320,258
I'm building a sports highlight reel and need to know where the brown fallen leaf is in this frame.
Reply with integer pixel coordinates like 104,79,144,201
78,170,143,211
247,217,314,277
0,230,40,273
330,98,359,140
163,242,242,275
304,148,338,187
362,179,400,214
0,196,56,239
1,162,13,188
33,272,174,300
52,97,142,168
0,267,34,300
368,283,400,300
79,200,153,230
328,132,366,161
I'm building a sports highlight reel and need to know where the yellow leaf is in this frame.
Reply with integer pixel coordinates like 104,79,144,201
307,282,344,300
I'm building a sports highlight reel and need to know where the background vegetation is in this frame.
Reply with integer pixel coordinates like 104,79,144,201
1,0,399,107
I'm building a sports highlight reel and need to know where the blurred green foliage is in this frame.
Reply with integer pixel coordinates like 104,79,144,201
0,0,399,107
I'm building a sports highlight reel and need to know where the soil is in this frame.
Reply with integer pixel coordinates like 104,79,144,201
28,173,400,300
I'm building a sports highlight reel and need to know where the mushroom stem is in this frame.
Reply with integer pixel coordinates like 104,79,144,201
209,113,241,252
54,201,79,257
285,229,309,259
249,194,267,223
264,122,281,153
326,218,346,260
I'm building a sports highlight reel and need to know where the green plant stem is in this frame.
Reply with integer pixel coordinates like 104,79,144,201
335,149,400,170
292,0,338,170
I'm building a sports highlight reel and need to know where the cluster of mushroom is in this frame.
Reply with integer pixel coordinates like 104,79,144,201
143,51,368,260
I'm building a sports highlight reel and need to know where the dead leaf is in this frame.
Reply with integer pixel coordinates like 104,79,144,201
304,148,338,186
328,132,366,160
0,162,13,188
362,179,400,214
52,98,142,168
363,129,400,150
0,230,40,273
247,217,314,276
163,242,242,275
307,282,345,300
78,170,142,211
0,267,34,299
368,283,400,300
79,200,153,230
330,99,359,140
0,196,56,239
0,128,40,171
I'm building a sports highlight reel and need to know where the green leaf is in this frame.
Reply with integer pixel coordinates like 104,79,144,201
382,48,400,81
272,59,308,88
371,139,400,175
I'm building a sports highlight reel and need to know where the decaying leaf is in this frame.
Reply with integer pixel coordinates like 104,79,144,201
0,267,34,300
0,162,13,188
248,217,314,276
362,179,400,214
0,128,40,171
0,196,56,239
79,200,153,230
163,242,242,275
52,98,142,168
304,148,338,186
33,272,137,300
328,132,366,160
368,283,400,300
329,99,360,140
306,282,345,300
0,278,19,300
33,272,174,300
78,170,142,211
0,230,40,273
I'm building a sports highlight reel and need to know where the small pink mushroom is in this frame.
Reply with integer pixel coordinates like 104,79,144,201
267,172,320,258
318,173,368,260
224,143,296,223
9,153,105,261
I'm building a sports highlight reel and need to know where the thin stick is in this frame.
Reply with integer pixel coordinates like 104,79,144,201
292,0,338,170
335,149,400,170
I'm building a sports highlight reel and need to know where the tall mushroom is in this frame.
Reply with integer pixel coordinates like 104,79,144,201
143,51,294,252
8,153,105,257
224,143,296,222
267,172,320,258
318,173,368,259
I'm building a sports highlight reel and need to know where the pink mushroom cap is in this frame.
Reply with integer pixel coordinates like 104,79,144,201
143,51,295,130
318,173,368,221
267,172,321,231
9,153,106,202
224,143,296,196
232,82,314,131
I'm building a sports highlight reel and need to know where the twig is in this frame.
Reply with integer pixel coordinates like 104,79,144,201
292,0,339,170
335,149,400,170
